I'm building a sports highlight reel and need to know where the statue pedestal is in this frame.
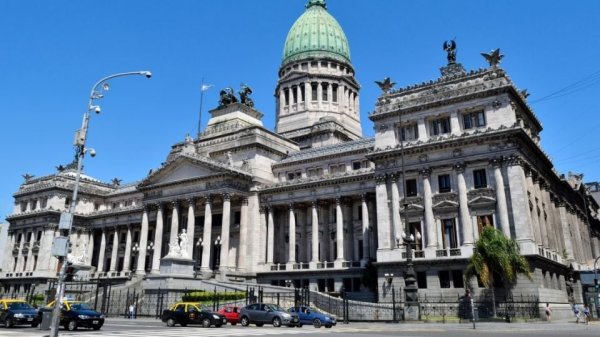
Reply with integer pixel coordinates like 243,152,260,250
159,257,195,276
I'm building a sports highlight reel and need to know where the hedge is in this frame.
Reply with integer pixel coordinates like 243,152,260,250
181,291,246,302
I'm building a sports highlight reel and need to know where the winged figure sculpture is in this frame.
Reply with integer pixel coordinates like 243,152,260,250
375,77,395,94
481,48,504,69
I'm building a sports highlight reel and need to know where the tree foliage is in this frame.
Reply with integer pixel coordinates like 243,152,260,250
465,227,532,288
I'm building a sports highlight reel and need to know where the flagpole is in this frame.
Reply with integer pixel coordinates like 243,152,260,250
197,77,205,138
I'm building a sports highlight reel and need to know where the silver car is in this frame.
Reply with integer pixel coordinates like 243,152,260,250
239,303,300,327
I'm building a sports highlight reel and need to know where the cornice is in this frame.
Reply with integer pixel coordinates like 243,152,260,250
259,170,374,194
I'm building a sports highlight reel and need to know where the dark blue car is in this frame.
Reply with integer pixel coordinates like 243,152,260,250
0,300,40,328
287,306,336,328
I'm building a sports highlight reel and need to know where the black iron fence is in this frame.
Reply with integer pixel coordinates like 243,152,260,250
4,280,542,323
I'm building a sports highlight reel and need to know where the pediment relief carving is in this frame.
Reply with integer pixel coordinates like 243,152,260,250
467,188,496,207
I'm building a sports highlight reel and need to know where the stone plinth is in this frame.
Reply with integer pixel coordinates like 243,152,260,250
159,257,195,276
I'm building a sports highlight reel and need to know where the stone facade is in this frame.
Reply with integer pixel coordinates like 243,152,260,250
2,0,600,317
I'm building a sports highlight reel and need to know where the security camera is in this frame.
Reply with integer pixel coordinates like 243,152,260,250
89,149,96,157
92,106,101,114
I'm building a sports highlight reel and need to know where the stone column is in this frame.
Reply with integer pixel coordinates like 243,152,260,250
525,171,542,245
238,197,248,270
311,201,319,263
296,85,302,106
305,81,312,109
506,158,537,255
86,230,94,266
390,174,402,247
375,175,392,250
533,178,549,248
417,118,427,142
151,204,164,274
201,196,213,271
220,194,231,271
317,81,323,108
422,169,437,248
288,204,296,264
169,201,180,250
123,225,132,272
136,206,149,274
492,159,511,237
450,111,460,136
335,198,345,261
267,206,275,264
300,207,308,262
455,164,473,246
96,229,106,272
327,83,333,103
258,206,267,264
186,199,196,258
26,229,35,271
361,194,370,262
109,228,119,272
343,200,353,261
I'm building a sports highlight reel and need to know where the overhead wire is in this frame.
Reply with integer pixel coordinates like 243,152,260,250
530,69,600,104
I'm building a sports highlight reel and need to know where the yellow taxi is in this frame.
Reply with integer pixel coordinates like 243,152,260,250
161,302,226,327
40,300,104,331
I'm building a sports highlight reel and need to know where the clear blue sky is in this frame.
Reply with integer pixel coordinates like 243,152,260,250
1,0,599,219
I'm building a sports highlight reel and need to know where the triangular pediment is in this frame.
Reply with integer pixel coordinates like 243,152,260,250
138,154,251,188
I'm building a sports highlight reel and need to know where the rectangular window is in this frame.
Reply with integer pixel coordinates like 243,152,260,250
405,179,418,197
287,173,295,180
417,271,428,289
234,211,241,225
400,123,419,141
36,231,42,242
292,86,297,104
311,83,318,101
300,84,305,102
332,85,338,103
438,174,451,193
438,271,451,288
442,218,458,249
463,111,486,129
322,83,329,101
477,215,494,234
430,117,451,135
133,231,140,243
284,89,289,106
473,169,487,189
120,233,126,244
452,270,464,288
352,161,362,170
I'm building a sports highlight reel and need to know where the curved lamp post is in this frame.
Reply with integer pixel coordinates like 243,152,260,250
50,71,151,337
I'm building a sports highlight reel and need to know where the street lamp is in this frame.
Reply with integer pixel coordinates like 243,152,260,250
49,71,151,337
285,279,292,288
129,242,140,271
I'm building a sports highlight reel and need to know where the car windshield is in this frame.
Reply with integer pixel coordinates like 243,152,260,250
8,302,33,310
69,303,92,311
267,304,284,311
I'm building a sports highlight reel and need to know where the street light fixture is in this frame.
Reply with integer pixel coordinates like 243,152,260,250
49,71,151,337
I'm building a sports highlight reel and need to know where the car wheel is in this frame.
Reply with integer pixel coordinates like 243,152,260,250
272,317,282,327
5,318,13,328
66,320,77,331
256,323,264,327
166,318,176,327
313,318,322,328
202,318,211,328
297,324,303,328
93,326,101,330
240,316,250,327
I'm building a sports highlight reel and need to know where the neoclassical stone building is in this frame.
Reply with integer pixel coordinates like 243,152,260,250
3,0,599,310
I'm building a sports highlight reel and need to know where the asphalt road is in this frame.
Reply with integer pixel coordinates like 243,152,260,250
2,318,599,337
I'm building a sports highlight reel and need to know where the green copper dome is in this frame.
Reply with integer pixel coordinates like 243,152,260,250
282,0,351,66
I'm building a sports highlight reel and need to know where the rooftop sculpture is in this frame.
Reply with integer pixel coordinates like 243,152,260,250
218,84,254,108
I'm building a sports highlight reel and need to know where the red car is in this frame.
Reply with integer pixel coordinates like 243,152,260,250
217,306,240,325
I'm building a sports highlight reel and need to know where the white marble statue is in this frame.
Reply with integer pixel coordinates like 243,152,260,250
178,229,189,258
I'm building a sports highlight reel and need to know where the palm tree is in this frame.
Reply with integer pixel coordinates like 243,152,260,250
465,227,532,317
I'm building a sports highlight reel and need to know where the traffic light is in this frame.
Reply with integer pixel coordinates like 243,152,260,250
595,278,599,290
65,263,75,282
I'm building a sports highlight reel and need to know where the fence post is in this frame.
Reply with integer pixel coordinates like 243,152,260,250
277,292,280,306
392,286,397,323
213,287,217,312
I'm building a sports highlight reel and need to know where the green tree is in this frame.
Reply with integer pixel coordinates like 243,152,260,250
465,227,532,317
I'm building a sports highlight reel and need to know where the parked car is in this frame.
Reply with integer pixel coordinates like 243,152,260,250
38,300,104,331
0,299,40,328
217,306,240,325
161,302,226,328
239,303,300,327
288,306,336,328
